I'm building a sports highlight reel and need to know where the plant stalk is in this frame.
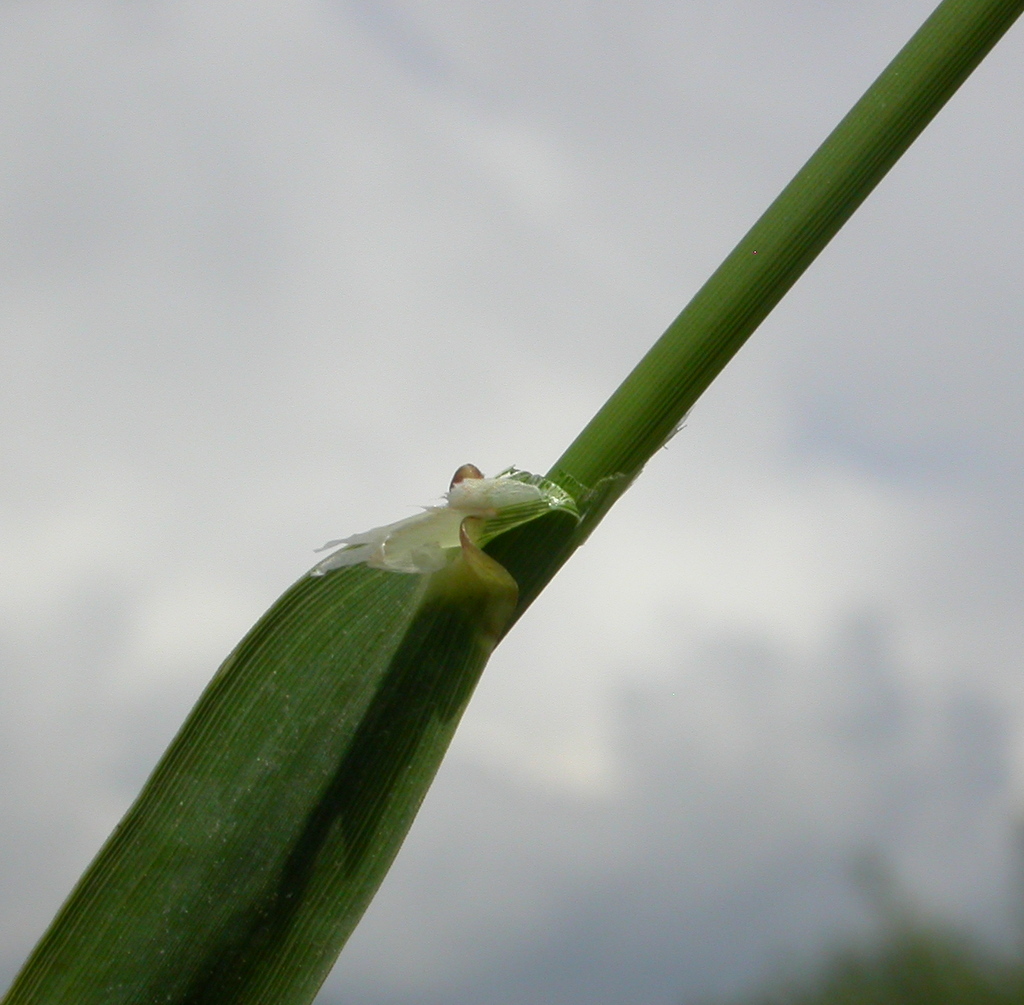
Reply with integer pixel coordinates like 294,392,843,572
551,0,1023,528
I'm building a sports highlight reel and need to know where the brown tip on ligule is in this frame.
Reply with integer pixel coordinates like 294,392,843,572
450,463,484,488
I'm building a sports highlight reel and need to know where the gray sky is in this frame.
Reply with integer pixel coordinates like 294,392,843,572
2,2,1023,1003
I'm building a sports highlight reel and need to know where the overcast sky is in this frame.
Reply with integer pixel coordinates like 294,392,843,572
2,2,1023,1003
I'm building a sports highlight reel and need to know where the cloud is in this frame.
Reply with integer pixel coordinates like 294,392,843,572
1,1,1023,1002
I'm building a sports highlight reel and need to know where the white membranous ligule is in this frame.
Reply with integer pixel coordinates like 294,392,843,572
311,466,578,576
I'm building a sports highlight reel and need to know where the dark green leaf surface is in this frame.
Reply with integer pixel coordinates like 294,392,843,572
4,536,517,1005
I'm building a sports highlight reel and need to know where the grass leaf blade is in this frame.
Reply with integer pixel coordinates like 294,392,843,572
4,534,516,1005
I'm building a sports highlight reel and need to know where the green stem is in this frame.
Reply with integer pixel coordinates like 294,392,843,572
550,0,1023,529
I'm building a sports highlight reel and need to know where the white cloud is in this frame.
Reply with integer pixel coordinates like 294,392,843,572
2,1,1023,1001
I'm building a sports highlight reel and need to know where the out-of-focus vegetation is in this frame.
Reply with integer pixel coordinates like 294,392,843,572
718,925,1024,1005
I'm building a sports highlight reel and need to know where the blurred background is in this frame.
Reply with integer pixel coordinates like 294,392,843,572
2,2,1023,1003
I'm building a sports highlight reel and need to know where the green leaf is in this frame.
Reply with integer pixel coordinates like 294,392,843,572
4,527,517,1005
